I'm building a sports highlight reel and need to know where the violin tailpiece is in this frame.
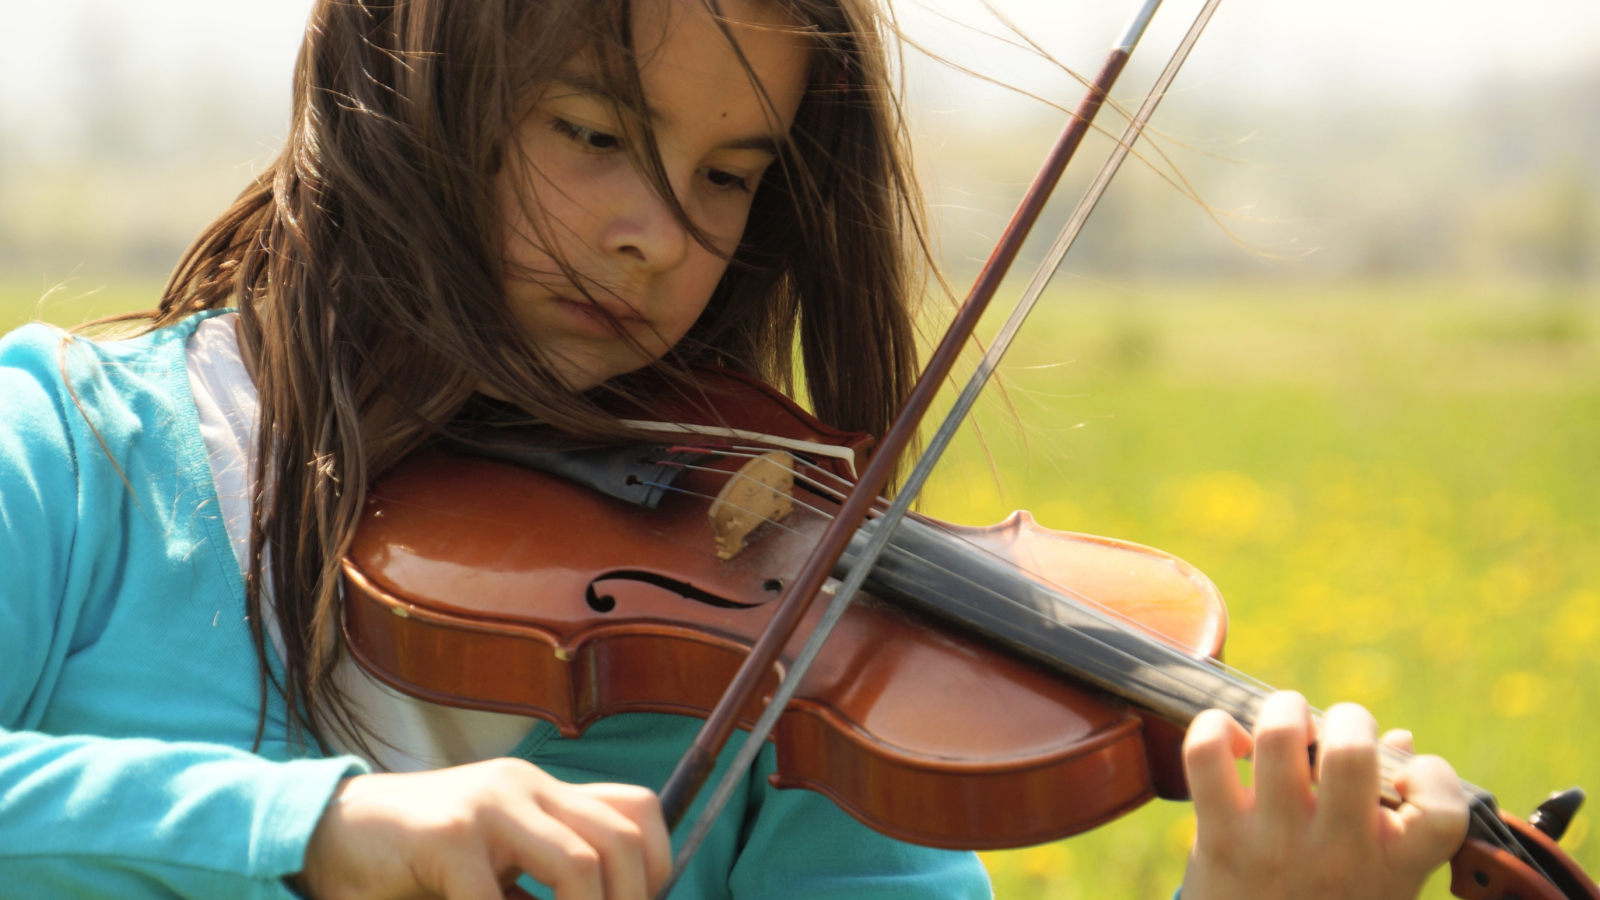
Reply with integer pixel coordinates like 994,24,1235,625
709,451,795,560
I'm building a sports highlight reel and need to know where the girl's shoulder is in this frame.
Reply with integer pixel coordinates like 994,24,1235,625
0,311,226,521
0,311,222,435
0,310,216,383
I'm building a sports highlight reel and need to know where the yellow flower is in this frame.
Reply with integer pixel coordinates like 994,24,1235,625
1490,671,1546,718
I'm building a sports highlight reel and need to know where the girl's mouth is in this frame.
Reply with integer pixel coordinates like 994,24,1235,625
550,294,648,339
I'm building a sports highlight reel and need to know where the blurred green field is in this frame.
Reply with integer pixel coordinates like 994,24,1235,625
0,278,167,336
3,277,1598,898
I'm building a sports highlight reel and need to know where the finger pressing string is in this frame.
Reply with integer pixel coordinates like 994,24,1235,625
1250,691,1316,825
1313,703,1383,834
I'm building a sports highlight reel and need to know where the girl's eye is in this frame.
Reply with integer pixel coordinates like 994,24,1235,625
551,118,621,152
703,168,751,193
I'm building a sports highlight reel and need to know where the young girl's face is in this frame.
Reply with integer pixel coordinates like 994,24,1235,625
499,0,810,391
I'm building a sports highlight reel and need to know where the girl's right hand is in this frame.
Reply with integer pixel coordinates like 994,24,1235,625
291,758,671,900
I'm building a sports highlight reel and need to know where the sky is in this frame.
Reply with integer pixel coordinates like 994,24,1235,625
1,0,1598,128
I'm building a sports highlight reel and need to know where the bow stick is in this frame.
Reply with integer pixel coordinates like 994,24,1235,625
652,0,1219,891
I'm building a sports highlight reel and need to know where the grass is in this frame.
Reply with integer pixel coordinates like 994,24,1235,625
4,275,1597,897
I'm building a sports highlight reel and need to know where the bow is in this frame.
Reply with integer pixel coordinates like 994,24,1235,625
651,0,1221,893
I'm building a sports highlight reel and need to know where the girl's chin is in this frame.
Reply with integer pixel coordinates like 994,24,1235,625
501,302,674,390
545,346,655,392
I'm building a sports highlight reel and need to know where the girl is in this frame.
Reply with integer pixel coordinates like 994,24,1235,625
0,0,1468,897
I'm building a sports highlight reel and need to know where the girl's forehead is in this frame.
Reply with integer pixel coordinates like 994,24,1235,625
626,0,812,131
631,0,806,53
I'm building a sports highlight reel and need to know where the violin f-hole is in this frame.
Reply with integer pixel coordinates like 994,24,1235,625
586,570,766,612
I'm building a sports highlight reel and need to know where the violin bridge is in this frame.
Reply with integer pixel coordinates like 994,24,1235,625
708,451,795,561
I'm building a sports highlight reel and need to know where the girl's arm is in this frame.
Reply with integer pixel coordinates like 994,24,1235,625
1,324,669,900
0,728,361,897
0,327,364,899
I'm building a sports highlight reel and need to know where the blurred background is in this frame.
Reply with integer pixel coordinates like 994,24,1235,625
1,0,1596,896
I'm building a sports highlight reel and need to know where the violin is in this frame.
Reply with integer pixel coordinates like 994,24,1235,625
343,366,1600,900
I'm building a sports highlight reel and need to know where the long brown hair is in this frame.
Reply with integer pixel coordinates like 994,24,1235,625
147,0,933,749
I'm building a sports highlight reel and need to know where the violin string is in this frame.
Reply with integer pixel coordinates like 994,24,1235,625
650,462,867,525
654,450,1448,786
654,464,1289,721
689,449,1266,686
662,459,1268,709
647,474,1259,724
641,482,820,542
743,450,881,504
653,467,1509,829
657,456,870,517
705,443,863,484
728,452,881,508
665,444,891,513
625,478,1224,708
661,448,846,506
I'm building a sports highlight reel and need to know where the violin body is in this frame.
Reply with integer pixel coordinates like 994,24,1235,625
343,368,1225,849
343,368,1600,900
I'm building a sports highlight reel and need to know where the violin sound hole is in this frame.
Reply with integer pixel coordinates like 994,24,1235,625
586,570,763,611
763,579,783,592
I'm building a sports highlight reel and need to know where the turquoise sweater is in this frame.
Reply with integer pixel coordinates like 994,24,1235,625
0,312,989,899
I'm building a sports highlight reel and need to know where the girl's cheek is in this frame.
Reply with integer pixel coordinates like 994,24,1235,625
683,195,751,257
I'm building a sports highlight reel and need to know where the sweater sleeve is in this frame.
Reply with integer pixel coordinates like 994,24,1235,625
725,745,993,900
0,729,362,897
0,325,365,899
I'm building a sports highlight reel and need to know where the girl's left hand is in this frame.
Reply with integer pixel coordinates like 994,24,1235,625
1180,691,1470,900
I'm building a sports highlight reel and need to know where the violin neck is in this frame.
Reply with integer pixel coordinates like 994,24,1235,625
845,516,1262,720
843,515,1454,808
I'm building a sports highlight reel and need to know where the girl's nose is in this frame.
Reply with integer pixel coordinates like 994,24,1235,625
598,173,691,273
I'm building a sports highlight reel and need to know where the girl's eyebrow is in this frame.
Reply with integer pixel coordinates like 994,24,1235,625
548,76,783,156
715,134,781,155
